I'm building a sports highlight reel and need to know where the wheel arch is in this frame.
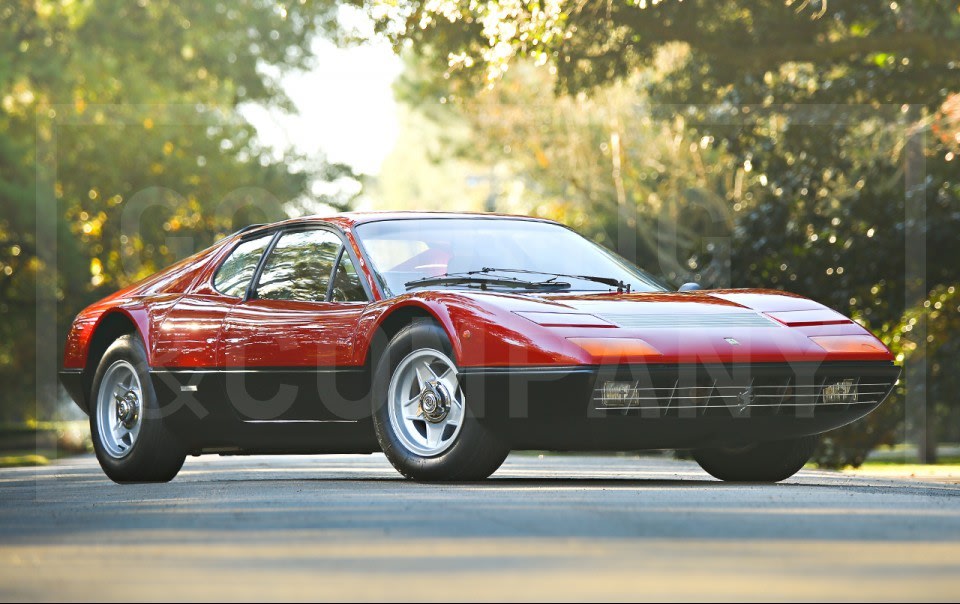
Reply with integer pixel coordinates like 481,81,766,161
79,310,145,413
360,301,462,372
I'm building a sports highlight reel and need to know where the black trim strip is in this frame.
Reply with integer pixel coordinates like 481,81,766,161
244,230,282,301
326,245,346,302
243,419,358,424
458,366,597,376
150,367,366,374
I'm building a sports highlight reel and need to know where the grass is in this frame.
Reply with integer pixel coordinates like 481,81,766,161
858,456,960,467
844,464,960,482
842,453,960,483
0,421,92,470
0,454,50,468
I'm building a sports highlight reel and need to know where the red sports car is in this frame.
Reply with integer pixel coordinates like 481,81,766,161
60,212,899,483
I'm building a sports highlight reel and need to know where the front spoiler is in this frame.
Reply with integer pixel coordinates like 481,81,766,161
459,361,900,450
58,369,88,414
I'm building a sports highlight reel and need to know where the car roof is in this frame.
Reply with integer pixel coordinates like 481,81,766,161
240,211,561,235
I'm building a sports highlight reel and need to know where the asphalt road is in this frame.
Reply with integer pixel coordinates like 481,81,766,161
2,453,959,602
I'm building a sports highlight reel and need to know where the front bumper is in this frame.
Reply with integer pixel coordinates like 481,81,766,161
459,361,900,450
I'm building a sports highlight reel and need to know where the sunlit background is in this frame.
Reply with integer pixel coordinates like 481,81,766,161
241,10,402,177
2,1,959,473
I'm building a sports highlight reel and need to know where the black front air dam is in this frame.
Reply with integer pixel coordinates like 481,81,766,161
58,369,88,414
459,361,900,451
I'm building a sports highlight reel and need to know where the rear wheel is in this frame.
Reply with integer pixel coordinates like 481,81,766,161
693,435,819,482
372,322,509,481
90,334,186,483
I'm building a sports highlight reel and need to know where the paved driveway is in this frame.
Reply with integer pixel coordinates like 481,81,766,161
2,453,959,601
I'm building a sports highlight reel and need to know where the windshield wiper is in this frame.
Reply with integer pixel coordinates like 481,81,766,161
404,273,571,292
471,267,631,293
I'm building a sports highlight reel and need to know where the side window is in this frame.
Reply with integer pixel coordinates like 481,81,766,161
213,235,272,298
255,230,340,302
330,252,367,302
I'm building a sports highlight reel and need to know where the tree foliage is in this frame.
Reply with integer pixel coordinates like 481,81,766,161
1,0,353,421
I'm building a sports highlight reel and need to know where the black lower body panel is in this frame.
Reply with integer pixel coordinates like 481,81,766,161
149,368,379,455
460,361,900,450
143,361,898,454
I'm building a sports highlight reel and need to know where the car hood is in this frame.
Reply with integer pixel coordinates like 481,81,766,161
430,288,893,365
463,288,837,316
537,289,810,315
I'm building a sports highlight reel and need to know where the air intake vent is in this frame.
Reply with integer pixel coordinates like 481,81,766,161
599,312,777,329
593,375,896,418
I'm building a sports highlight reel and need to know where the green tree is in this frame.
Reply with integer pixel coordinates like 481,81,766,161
1,0,355,421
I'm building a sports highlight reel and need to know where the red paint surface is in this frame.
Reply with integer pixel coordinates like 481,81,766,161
221,298,367,367
63,213,895,373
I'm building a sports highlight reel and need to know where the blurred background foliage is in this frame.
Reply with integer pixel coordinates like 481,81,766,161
2,0,958,467
2,0,357,421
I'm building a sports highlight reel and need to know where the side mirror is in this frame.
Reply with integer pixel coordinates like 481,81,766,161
678,282,702,292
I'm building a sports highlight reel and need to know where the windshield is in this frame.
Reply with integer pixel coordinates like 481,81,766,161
355,218,669,296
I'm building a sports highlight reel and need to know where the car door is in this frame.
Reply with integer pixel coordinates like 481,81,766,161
220,227,371,422
152,234,275,369
149,232,275,422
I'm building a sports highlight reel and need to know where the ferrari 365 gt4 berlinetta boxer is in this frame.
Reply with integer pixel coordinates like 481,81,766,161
60,212,899,483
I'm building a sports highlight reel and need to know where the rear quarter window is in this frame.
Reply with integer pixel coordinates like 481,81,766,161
213,235,272,297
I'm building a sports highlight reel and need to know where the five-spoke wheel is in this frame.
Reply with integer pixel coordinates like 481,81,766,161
388,349,465,457
373,321,509,481
89,334,186,483
95,360,144,458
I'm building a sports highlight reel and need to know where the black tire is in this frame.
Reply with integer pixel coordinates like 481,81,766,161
693,435,819,482
372,322,509,481
89,334,186,483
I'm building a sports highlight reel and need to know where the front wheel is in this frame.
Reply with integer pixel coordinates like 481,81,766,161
693,435,819,482
372,322,509,481
89,334,186,483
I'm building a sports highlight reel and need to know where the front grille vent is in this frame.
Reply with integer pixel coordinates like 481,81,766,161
599,312,777,329
592,373,895,418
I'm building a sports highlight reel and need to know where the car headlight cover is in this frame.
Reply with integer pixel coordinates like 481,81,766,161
810,335,887,354
568,337,662,361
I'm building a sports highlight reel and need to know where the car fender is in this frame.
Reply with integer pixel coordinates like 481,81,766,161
353,295,463,367
63,301,156,370
354,292,591,369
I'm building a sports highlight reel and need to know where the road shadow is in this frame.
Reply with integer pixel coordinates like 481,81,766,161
161,474,960,497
